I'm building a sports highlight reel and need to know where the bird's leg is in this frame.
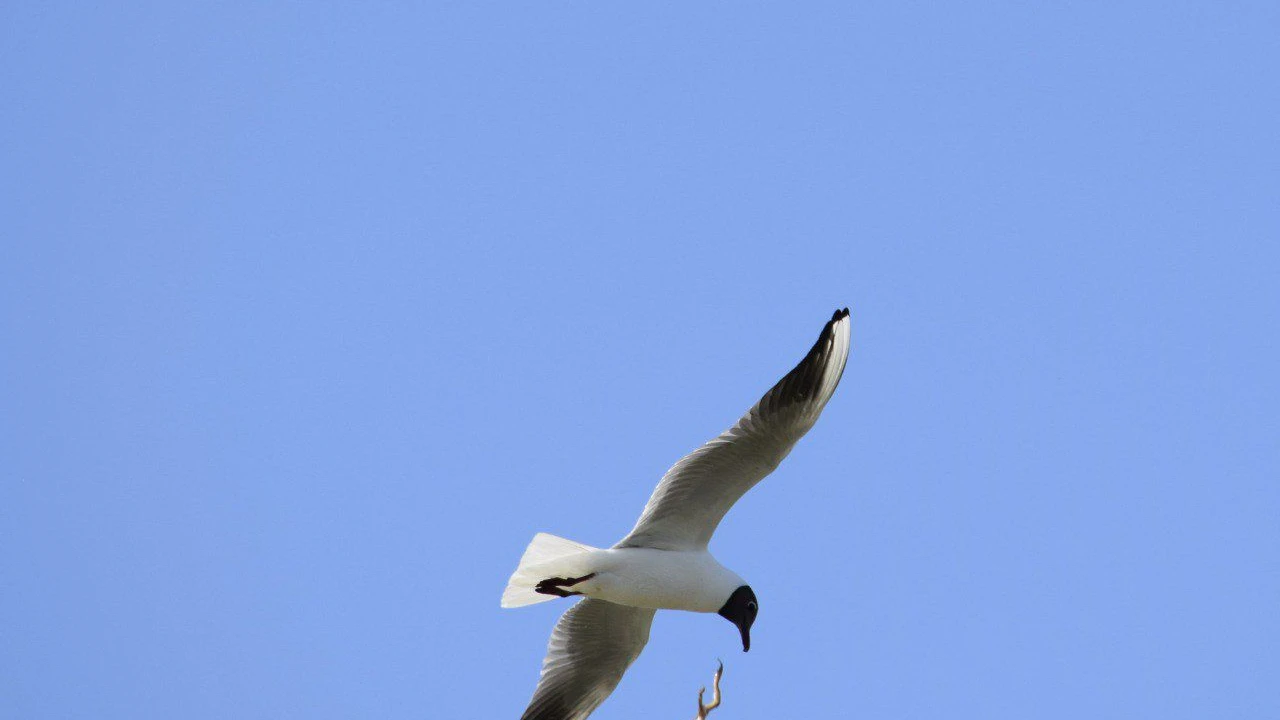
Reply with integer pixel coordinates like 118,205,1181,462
534,573,596,598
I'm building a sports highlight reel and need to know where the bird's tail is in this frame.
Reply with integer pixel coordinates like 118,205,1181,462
501,532,598,608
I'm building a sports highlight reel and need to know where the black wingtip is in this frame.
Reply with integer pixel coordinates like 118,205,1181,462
831,307,850,322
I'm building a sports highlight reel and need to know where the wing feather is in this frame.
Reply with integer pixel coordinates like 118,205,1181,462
520,599,656,720
615,309,851,551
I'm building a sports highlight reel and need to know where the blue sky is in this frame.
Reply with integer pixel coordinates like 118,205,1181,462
3,2,1278,718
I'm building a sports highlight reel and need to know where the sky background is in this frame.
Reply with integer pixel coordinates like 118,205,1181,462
3,2,1278,719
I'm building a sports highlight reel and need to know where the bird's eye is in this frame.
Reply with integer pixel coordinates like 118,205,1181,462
747,601,757,612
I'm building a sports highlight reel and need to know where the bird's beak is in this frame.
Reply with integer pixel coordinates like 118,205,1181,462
738,622,751,653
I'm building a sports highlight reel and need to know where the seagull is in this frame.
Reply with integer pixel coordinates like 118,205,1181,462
502,309,852,720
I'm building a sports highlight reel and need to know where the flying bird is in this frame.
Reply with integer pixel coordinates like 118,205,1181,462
503,309,852,720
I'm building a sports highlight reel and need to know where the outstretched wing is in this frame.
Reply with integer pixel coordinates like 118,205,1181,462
615,309,851,551
520,599,657,720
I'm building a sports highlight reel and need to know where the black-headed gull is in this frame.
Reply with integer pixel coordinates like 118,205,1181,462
503,309,852,720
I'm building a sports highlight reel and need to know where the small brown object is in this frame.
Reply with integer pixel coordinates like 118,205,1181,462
694,661,724,719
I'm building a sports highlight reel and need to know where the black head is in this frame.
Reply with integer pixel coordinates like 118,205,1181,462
716,585,758,652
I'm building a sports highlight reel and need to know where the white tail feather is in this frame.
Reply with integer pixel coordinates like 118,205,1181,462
501,532,597,608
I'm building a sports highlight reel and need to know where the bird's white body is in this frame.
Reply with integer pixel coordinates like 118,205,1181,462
500,533,742,613
576,548,744,613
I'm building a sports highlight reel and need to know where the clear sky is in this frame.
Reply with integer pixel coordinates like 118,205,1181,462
3,2,1278,718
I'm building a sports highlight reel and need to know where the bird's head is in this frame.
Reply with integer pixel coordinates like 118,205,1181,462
717,585,758,652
